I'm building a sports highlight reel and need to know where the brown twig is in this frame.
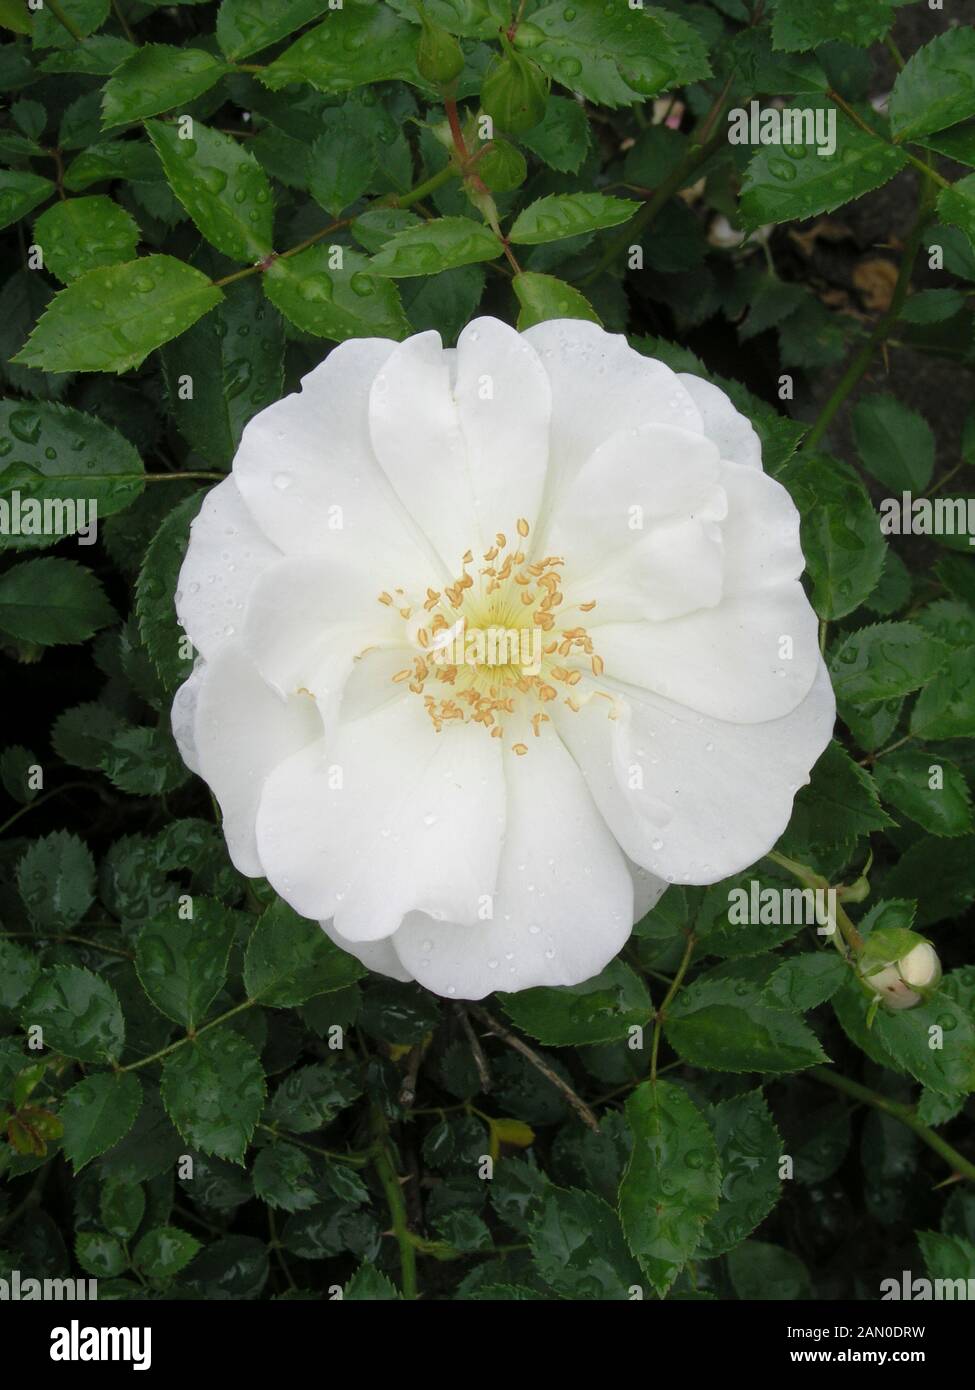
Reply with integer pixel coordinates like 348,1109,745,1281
466,1004,599,1132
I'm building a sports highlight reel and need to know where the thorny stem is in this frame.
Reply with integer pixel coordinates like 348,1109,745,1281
650,932,696,1083
370,1113,418,1299
809,1068,975,1184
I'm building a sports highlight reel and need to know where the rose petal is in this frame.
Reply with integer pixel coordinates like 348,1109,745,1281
592,581,820,723
677,372,763,470
453,316,552,544
391,722,633,998
233,337,433,592
190,644,322,875
520,321,704,527
175,476,281,662
553,662,836,884
255,685,505,941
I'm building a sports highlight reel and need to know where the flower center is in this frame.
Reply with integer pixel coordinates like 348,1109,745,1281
379,519,610,752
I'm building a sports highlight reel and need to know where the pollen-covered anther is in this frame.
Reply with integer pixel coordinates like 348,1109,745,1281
381,519,611,747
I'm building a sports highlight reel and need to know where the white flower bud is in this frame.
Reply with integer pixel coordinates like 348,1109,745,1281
863,938,941,1010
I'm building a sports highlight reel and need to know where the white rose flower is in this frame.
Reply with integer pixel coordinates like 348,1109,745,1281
171,317,835,999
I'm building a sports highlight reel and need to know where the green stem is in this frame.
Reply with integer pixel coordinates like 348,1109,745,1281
804,171,937,451
0,781,111,837
370,1120,418,1299
119,999,256,1073
650,931,696,1083
0,931,133,960
809,1067,975,1183
765,850,863,953
211,162,462,291
581,77,735,288
257,1123,368,1167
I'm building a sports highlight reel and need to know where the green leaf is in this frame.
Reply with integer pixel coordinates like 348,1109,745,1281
882,837,975,927
12,256,223,374
60,1072,142,1173
161,276,284,467
911,649,975,740
852,394,935,492
262,5,421,93
512,271,601,329
33,0,108,47
772,0,894,53
133,1226,201,1279
216,0,335,60
695,1089,782,1260
499,961,650,1046
16,830,95,930
900,288,969,323
874,750,973,837
33,197,140,284
0,557,113,645
0,940,40,1012
264,245,408,340
727,1240,812,1299
369,217,503,277
740,107,906,229
917,121,975,170
136,899,238,1029
778,453,886,620
516,3,711,108
509,192,636,245
665,959,829,1074
889,29,975,142
343,1262,403,1300
52,702,127,772
308,105,378,216
763,953,848,1012
136,491,204,694
244,897,366,1007
618,1080,720,1295
0,170,54,231
146,119,274,263
100,1178,146,1239
76,1232,127,1279
858,978,975,1095
266,1060,362,1134
938,174,975,255
22,965,125,1064
100,724,189,796
39,35,135,76
519,96,590,173
252,1143,318,1212
530,1185,641,1299
0,400,145,551
401,264,486,341
780,740,893,852
161,1029,265,1163
917,1230,975,1284
64,138,162,192
102,46,231,129
829,623,948,704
